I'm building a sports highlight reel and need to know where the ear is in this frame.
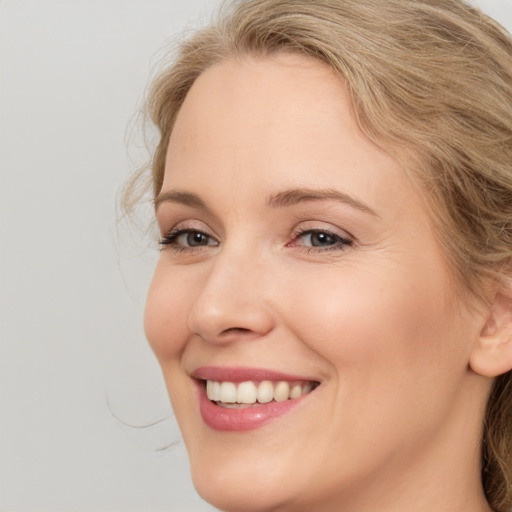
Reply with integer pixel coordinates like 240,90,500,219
469,291,512,377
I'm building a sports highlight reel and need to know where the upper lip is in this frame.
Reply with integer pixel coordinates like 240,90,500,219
191,366,320,383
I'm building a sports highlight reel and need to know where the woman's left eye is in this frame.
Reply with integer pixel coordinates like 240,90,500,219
290,229,353,251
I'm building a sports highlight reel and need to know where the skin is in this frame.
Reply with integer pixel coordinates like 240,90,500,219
145,54,495,512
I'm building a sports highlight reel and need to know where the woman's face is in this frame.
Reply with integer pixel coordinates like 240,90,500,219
145,54,488,511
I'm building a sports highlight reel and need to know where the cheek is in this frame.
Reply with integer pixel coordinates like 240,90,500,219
144,263,194,362
282,261,460,378
278,263,472,458
144,265,202,445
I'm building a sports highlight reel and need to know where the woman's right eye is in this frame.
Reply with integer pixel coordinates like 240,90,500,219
159,229,218,251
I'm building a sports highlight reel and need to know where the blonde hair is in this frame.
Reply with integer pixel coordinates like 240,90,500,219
124,0,512,509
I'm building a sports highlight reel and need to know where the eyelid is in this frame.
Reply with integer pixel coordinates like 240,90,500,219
159,219,220,251
287,222,355,252
291,220,354,240
160,219,216,237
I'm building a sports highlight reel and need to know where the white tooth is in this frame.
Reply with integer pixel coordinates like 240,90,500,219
219,402,244,409
206,380,220,401
219,381,237,403
237,381,257,404
257,380,274,403
212,381,221,401
274,381,290,402
302,383,313,394
290,384,302,399
206,380,214,400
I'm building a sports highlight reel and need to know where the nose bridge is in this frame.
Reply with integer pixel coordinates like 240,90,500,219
187,243,274,343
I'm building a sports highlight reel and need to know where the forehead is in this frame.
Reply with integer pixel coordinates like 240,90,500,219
163,54,418,215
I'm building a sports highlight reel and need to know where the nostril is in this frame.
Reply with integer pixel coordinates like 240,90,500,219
212,326,263,344
221,327,252,335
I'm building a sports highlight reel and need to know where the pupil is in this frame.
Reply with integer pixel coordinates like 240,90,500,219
312,232,335,246
188,232,207,246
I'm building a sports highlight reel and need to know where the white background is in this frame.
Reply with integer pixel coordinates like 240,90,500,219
1,1,511,511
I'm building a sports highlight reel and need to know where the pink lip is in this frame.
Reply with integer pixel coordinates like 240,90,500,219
192,366,313,383
191,366,318,432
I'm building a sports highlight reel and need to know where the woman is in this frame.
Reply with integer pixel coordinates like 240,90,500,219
125,0,512,510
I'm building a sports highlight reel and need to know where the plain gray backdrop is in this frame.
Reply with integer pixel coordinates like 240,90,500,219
1,1,511,511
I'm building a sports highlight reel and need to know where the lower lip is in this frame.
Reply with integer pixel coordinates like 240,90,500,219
197,383,306,431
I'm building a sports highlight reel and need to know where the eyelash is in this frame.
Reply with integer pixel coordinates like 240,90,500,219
159,227,217,253
289,227,353,253
159,227,353,253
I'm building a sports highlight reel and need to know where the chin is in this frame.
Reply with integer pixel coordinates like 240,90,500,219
193,472,281,512
187,445,305,512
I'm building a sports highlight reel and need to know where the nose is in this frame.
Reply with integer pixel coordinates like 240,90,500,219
187,250,275,344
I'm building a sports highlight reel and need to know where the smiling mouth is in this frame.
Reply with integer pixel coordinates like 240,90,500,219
204,379,320,408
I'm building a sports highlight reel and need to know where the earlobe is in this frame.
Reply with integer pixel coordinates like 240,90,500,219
469,292,512,378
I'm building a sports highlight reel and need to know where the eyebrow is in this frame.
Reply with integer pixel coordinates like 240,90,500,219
154,190,207,211
266,188,379,217
155,187,379,217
